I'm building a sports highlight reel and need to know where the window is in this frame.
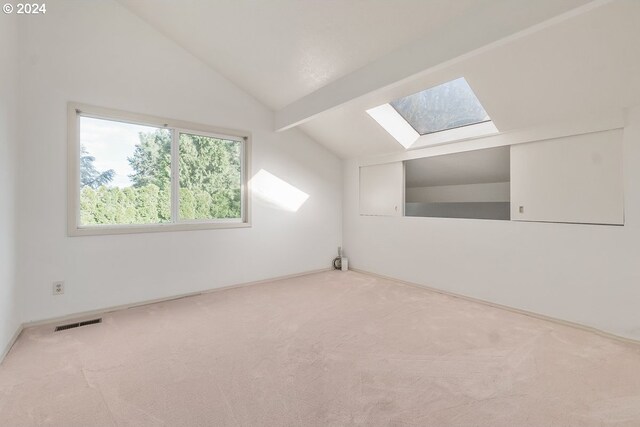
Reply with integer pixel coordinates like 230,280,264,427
390,78,490,135
366,77,498,149
68,103,250,235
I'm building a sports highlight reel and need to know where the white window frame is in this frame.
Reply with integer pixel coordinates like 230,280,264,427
68,102,252,236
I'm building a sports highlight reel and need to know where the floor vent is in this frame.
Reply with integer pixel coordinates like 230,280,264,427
55,318,102,332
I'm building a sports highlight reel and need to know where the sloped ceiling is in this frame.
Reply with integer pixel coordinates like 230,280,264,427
116,0,487,109
117,0,640,159
299,0,640,158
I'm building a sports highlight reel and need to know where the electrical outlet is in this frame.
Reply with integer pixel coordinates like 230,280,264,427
53,281,64,296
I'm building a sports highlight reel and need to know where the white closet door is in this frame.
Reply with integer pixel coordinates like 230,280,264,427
511,129,624,225
359,162,404,216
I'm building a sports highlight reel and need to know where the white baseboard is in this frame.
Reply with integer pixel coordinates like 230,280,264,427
13,266,633,363
21,268,333,330
0,324,24,366
351,268,640,347
1,268,331,364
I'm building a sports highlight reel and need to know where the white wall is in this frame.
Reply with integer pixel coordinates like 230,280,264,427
16,0,342,323
344,113,640,340
0,12,21,356
406,182,510,203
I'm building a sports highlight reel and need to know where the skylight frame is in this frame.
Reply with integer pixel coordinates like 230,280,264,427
365,104,419,148
367,77,498,150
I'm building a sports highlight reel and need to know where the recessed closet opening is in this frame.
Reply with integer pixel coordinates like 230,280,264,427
404,146,510,220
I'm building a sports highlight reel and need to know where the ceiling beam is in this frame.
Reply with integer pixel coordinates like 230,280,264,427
275,0,608,131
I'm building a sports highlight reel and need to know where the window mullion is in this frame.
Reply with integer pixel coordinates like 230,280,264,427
171,129,180,223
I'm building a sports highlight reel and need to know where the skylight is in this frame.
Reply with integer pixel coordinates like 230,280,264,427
366,77,497,149
390,78,490,135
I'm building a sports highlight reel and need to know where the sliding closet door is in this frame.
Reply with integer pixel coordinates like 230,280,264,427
359,162,404,216
510,129,624,225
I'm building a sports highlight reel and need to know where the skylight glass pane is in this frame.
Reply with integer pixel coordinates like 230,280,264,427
389,77,490,135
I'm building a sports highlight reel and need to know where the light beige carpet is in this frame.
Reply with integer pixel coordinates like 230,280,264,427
1,270,640,426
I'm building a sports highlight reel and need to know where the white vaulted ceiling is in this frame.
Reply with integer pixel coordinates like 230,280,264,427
299,0,640,158
117,0,640,159
117,0,487,109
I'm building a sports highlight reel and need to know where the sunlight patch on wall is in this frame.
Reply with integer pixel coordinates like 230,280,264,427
251,169,309,212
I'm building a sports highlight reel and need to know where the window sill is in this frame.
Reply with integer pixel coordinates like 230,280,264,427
68,221,252,237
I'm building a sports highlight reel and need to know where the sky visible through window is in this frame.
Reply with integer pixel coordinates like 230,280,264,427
390,77,490,135
80,116,163,188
